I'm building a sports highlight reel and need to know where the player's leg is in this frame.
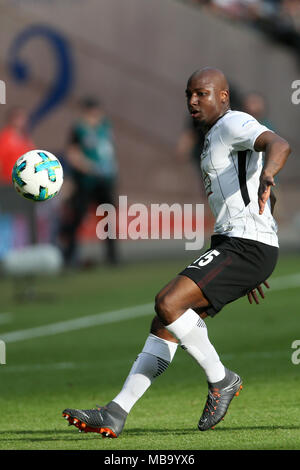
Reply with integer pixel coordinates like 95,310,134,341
107,308,212,418
63,236,254,436
62,272,237,437
93,179,119,265
62,314,179,437
62,273,225,438
110,316,178,412
154,274,227,383
58,183,89,266
62,257,229,436
62,236,277,436
154,274,242,431
153,235,278,431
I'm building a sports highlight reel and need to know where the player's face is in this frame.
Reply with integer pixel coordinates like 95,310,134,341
185,76,226,129
84,107,104,127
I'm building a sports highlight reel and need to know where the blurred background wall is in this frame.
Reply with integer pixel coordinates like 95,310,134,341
0,0,299,264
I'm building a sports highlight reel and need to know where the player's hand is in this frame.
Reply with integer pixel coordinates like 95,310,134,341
247,281,270,305
258,174,275,215
270,189,276,215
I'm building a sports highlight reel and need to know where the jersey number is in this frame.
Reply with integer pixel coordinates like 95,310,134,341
194,249,220,267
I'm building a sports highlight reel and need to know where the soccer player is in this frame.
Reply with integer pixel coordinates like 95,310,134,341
58,97,118,267
0,107,34,184
62,67,291,437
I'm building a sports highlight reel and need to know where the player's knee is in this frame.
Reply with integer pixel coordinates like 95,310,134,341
154,291,178,325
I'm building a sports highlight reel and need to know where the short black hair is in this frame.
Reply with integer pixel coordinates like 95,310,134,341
79,96,102,110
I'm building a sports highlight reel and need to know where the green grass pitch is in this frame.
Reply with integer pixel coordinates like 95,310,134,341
0,253,299,450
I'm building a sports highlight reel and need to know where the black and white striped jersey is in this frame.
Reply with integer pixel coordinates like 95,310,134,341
200,110,278,247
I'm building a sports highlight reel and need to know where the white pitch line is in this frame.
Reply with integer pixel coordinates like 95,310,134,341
1,272,300,345
1,303,154,344
0,350,292,374
0,362,75,373
267,272,300,290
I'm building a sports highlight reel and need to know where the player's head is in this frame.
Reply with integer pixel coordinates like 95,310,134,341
79,96,104,127
6,106,29,132
186,67,230,130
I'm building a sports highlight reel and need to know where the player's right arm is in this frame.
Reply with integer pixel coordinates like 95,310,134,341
175,128,196,163
254,131,291,215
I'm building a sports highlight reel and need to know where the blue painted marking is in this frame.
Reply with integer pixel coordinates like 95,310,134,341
242,119,255,127
8,25,73,131
23,186,55,202
12,161,26,187
35,152,60,182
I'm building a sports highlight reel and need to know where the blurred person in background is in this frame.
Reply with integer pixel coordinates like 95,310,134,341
209,0,249,19
281,0,300,33
58,97,118,267
195,0,300,53
262,0,282,16
175,117,205,194
0,106,34,184
0,107,36,247
242,91,275,130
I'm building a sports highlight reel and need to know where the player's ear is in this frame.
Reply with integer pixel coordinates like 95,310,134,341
220,90,229,103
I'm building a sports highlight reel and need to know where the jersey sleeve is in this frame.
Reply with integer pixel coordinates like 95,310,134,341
220,112,271,151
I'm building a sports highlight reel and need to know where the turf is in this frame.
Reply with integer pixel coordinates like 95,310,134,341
0,253,299,450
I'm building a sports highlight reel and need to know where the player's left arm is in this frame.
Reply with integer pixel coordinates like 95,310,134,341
254,131,291,215
269,189,276,215
248,131,290,305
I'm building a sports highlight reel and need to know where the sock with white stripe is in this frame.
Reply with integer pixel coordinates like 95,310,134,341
165,308,225,383
112,334,178,413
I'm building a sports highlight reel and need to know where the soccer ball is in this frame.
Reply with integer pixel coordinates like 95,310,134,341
12,150,63,202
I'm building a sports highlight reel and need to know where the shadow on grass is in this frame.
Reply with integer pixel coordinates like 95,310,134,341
0,430,90,443
0,424,299,442
126,425,300,435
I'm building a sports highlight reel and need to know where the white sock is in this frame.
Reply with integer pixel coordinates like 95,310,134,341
112,334,178,413
165,308,225,383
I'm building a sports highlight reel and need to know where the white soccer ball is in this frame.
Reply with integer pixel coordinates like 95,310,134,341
12,150,63,202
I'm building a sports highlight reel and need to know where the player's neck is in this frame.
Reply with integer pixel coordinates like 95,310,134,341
204,108,231,134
